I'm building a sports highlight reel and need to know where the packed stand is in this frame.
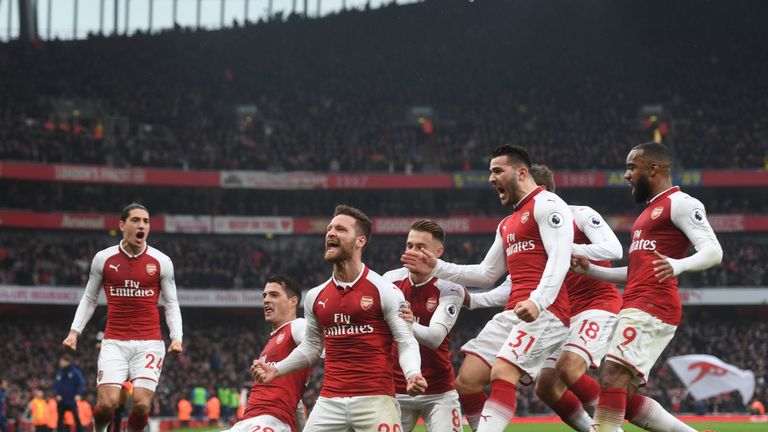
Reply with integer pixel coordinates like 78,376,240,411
0,0,766,171
0,230,765,289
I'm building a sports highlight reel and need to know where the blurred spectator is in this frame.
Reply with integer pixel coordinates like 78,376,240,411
176,397,191,428
53,354,84,432
190,386,207,421
0,379,7,432
26,390,49,432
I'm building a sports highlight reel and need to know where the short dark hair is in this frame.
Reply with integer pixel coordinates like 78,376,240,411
530,164,556,192
59,353,72,362
632,142,674,168
410,219,446,244
120,203,149,221
266,274,301,303
492,144,532,168
334,204,373,243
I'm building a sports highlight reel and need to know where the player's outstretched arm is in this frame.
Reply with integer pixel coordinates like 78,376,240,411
403,225,507,289
410,282,463,350
657,196,723,281
274,288,324,377
518,202,574,322
571,254,628,283
571,207,623,261
65,254,105,350
160,257,184,354
466,277,511,310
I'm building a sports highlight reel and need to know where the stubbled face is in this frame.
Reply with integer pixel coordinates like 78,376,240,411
263,282,296,325
489,155,524,206
404,229,443,258
624,150,653,203
120,209,150,250
324,214,362,263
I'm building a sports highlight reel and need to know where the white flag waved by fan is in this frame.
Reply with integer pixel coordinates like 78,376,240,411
667,354,755,402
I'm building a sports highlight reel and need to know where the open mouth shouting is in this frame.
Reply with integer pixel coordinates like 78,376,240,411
326,237,340,254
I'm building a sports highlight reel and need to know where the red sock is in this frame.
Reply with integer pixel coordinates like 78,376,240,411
127,412,149,431
570,374,601,408
460,391,488,426
552,390,583,419
626,393,644,420
593,388,627,431
478,379,517,429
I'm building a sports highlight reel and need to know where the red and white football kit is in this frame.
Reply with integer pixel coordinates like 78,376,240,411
70,243,183,392
470,205,623,370
225,319,310,432
274,265,421,432
586,186,722,386
432,186,573,383
545,205,623,369
384,268,465,432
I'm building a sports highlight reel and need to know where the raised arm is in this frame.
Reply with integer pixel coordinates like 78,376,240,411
430,226,508,288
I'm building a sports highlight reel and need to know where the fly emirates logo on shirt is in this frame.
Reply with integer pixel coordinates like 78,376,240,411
323,313,375,337
109,279,156,297
505,232,536,256
629,229,657,253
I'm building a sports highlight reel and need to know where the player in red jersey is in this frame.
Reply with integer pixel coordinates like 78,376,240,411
61,203,183,432
224,275,310,432
383,219,466,432
573,143,722,432
530,165,623,432
255,205,426,431
402,145,574,432
459,164,625,432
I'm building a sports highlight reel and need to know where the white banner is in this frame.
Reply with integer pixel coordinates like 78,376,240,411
213,216,294,234
668,354,755,402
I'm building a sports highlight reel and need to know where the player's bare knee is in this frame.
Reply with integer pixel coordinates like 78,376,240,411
489,361,522,384
96,388,121,412
556,359,587,387
455,373,484,394
131,400,151,416
599,361,633,388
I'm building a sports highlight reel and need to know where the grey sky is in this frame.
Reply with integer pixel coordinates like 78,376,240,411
1,0,417,41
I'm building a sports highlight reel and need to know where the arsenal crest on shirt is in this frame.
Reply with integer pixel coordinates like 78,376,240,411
276,333,286,344
651,206,664,220
426,297,438,312
146,263,157,276
521,211,530,224
360,296,374,311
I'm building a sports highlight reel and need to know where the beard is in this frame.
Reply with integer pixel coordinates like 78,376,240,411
632,174,653,203
324,241,355,263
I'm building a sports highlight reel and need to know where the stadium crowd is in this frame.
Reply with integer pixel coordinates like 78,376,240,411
0,309,765,423
1,0,766,172
0,231,766,289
